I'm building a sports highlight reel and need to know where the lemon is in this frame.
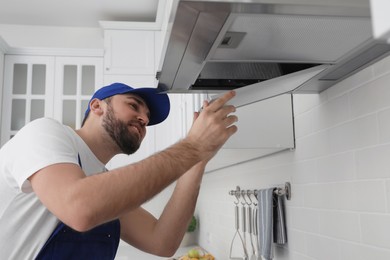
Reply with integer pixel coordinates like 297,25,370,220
188,249,200,258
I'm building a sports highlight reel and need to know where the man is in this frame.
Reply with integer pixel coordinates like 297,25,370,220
0,82,237,259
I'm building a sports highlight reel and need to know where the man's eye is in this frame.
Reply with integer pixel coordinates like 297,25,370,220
128,103,138,109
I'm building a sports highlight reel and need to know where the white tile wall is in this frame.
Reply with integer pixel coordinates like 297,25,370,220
195,54,390,259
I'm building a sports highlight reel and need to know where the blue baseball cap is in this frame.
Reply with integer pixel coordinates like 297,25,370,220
84,83,170,126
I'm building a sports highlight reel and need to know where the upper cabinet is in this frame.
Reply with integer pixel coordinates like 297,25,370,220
53,56,103,129
101,26,172,168
103,30,155,75
1,55,55,145
0,55,103,146
370,0,390,43
101,28,166,88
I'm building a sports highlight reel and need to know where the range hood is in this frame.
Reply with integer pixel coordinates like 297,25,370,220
157,0,390,96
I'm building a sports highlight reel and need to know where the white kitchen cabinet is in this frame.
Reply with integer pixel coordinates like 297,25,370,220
1,55,103,146
102,29,157,168
53,56,103,129
153,94,188,152
1,55,55,146
103,74,157,89
370,0,390,43
103,30,155,75
103,28,186,168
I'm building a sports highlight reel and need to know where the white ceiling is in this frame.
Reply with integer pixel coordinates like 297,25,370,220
0,0,160,28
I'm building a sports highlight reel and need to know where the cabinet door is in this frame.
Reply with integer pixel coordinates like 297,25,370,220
104,30,155,75
371,0,390,42
54,57,103,129
153,94,186,153
1,55,55,146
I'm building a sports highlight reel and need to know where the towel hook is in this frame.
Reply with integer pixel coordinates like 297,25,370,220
240,190,251,206
244,190,253,206
233,186,241,205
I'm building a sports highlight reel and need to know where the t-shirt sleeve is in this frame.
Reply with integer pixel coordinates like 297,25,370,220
4,118,79,193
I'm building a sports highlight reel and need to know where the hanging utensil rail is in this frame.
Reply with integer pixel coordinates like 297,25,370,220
228,182,291,200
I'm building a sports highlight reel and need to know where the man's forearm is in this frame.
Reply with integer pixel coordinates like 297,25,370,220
152,162,206,250
71,138,203,229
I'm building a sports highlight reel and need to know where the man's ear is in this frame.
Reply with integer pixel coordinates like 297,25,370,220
89,98,104,116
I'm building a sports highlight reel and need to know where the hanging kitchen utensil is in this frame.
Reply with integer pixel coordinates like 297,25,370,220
252,191,261,260
229,187,248,260
241,194,247,251
244,191,256,260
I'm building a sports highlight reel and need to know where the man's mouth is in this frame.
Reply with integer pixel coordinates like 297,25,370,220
129,123,142,137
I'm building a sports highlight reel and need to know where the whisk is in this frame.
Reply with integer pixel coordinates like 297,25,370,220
229,188,248,260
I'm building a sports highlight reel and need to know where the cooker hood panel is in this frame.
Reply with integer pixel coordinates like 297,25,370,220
157,0,390,94
211,15,371,62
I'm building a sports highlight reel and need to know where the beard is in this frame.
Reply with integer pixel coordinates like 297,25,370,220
102,104,142,155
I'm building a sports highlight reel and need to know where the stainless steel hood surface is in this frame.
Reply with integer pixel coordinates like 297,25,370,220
157,0,390,96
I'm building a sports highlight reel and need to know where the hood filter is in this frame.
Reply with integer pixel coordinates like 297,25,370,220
192,62,319,90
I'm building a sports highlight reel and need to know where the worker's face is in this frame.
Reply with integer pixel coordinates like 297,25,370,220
102,94,149,155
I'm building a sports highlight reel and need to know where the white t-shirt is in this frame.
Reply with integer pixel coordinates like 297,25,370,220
0,118,106,259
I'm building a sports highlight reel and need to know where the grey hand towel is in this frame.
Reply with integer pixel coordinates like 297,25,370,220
257,188,274,260
274,194,287,244
257,188,288,260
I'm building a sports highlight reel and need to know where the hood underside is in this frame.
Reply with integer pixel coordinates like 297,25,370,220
157,0,390,96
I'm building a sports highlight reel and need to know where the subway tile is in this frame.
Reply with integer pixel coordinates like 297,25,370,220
286,229,307,254
304,181,386,212
294,111,313,138
349,73,390,118
285,184,304,207
316,152,356,182
293,93,323,115
304,184,338,210
356,144,390,179
306,234,341,260
290,160,318,184
295,130,331,160
311,94,350,132
318,210,360,242
290,207,319,233
340,241,390,260
386,180,390,213
331,181,386,212
326,65,374,100
289,252,314,260
329,115,378,153
372,54,390,78
361,214,390,249
378,108,390,143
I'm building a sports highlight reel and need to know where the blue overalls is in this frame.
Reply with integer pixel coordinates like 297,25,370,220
35,155,120,260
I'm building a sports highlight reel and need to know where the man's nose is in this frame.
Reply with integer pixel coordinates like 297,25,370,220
137,113,149,126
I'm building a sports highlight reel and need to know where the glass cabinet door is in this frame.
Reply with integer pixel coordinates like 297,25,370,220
1,55,55,146
1,55,103,147
54,57,103,129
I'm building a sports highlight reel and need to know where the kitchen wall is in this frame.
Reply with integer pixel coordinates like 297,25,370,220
195,54,390,260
